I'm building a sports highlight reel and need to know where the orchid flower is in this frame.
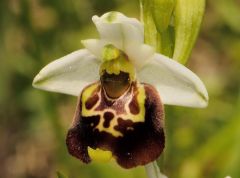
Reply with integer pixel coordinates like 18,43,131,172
33,12,208,170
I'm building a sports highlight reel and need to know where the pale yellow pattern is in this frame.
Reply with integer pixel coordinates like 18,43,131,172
88,147,112,162
81,82,146,137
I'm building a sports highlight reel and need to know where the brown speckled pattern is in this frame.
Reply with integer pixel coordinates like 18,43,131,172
66,82,165,168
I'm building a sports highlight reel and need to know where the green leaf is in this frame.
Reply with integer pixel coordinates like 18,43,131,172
173,0,206,64
159,26,175,57
140,0,160,49
141,0,206,62
145,161,168,178
152,0,175,32
179,106,240,178
140,0,174,57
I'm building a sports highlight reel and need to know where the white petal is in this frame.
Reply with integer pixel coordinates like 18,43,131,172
33,49,100,96
82,39,107,59
138,53,208,108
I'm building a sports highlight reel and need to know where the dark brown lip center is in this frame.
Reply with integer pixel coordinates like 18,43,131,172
100,71,131,99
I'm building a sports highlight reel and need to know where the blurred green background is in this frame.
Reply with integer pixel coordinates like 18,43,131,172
0,0,240,178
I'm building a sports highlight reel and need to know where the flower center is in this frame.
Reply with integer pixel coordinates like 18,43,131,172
99,44,136,99
101,71,131,99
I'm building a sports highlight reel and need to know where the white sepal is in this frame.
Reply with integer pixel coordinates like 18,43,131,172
92,12,144,50
33,49,100,96
138,53,208,108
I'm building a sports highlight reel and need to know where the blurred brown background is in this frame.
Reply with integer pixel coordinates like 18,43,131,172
0,0,240,178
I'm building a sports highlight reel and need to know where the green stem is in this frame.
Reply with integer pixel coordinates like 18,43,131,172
145,161,168,178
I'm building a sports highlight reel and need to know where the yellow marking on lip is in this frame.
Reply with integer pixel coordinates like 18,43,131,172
81,82,147,137
81,83,101,113
124,82,146,123
94,109,123,137
88,147,112,162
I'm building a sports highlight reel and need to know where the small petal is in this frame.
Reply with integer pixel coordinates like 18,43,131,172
82,39,107,59
138,53,208,108
33,49,100,96
125,43,155,70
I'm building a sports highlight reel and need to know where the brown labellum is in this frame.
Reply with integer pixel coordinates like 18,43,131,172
66,79,165,168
